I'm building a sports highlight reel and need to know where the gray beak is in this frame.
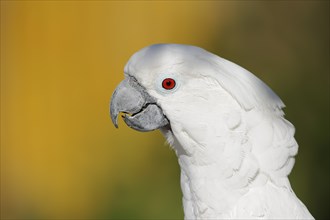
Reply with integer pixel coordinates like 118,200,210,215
110,76,169,132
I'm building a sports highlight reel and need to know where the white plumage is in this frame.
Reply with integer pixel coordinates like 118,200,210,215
111,44,314,219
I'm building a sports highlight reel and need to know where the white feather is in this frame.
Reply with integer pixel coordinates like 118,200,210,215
125,44,314,219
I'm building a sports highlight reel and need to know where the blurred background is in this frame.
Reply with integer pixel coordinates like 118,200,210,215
1,1,329,219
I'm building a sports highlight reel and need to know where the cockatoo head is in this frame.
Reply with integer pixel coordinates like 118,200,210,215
110,44,284,137
110,44,314,220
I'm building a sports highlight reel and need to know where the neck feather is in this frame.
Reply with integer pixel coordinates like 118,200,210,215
161,126,263,219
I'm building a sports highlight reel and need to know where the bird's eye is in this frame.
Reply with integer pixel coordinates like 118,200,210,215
162,78,176,90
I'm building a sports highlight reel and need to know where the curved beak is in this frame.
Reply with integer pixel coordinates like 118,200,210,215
110,76,169,132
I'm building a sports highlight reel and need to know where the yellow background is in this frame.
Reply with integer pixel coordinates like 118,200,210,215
1,1,329,219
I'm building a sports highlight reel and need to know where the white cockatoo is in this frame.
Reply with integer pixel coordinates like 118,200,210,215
110,44,314,219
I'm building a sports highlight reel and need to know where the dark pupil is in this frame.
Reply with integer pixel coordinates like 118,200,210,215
163,78,175,89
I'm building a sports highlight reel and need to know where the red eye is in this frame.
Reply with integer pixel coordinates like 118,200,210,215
162,78,176,90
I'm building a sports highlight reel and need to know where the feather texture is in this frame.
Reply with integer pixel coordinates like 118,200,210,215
125,44,314,219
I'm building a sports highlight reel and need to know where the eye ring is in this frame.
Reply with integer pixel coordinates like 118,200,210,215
156,74,180,94
162,78,176,90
